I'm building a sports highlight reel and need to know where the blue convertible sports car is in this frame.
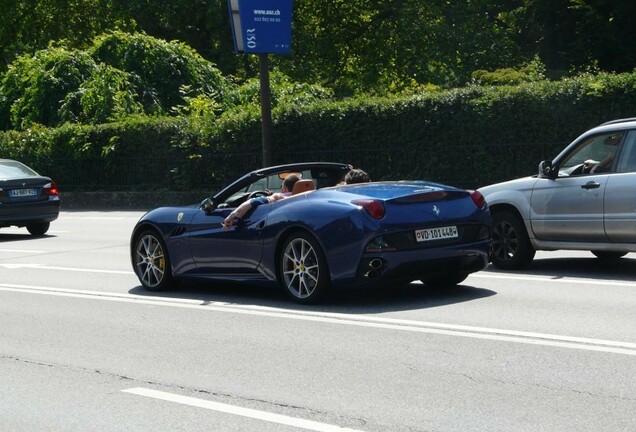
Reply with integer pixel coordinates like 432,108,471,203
131,162,491,303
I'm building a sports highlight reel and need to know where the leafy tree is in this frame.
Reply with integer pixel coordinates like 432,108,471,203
113,0,240,74
0,32,232,130
500,0,636,74
0,47,96,129
59,64,144,124
275,0,522,95
90,31,231,113
3,0,636,106
227,72,333,108
0,0,131,71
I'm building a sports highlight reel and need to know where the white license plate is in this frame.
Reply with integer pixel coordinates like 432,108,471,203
415,225,458,242
10,188,37,197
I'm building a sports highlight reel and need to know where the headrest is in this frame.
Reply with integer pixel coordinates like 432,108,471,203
291,179,315,195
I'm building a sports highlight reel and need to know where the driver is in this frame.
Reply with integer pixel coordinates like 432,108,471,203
589,134,621,173
222,174,300,230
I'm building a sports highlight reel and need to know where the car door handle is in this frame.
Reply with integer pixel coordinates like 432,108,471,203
581,181,601,189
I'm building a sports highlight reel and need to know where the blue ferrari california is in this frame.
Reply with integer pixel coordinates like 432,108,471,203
131,162,491,303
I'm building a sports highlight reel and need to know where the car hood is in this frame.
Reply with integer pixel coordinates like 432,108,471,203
478,175,539,196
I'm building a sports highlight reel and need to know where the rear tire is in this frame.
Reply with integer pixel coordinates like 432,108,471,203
26,222,50,236
279,232,330,304
133,230,174,291
591,251,627,260
490,210,535,269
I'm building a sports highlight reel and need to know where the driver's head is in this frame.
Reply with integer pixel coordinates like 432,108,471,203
282,174,300,192
344,168,371,184
605,135,621,146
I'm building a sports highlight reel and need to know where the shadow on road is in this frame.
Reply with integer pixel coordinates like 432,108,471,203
128,280,496,314
0,233,57,241
484,253,636,283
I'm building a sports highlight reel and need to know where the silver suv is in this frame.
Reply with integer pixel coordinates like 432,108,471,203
479,118,636,269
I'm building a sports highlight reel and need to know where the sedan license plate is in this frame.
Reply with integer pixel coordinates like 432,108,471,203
10,188,37,197
415,225,458,242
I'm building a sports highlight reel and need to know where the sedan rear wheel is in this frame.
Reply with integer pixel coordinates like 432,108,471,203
134,230,173,291
279,232,329,304
26,222,50,236
490,211,535,269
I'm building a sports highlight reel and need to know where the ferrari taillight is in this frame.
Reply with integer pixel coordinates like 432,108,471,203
469,190,486,209
352,199,385,219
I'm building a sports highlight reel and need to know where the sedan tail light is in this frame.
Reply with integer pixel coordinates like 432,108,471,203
43,182,59,196
352,199,385,219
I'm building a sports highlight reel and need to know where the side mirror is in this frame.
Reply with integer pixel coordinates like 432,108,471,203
538,160,556,179
200,197,214,213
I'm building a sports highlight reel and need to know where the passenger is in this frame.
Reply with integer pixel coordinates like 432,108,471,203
343,168,371,184
222,174,300,230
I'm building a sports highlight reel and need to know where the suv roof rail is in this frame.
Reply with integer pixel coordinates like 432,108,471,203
600,117,636,126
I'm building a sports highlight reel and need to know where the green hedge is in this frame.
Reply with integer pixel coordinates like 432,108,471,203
2,70,636,191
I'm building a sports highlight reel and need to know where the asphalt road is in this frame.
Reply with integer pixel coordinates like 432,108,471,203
1,211,635,432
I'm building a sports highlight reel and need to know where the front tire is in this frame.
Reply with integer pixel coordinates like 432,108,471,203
279,232,330,304
133,230,173,291
27,222,50,236
490,210,535,269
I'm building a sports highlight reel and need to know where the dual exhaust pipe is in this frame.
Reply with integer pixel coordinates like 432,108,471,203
364,258,385,279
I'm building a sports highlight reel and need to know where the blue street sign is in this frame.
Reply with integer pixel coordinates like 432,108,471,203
228,0,293,54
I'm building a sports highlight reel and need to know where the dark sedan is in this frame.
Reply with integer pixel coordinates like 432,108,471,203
0,159,60,235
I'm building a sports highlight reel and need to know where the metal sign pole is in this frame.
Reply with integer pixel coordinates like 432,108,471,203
228,0,293,168
259,53,273,167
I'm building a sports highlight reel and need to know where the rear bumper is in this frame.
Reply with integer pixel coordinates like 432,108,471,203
352,240,490,286
0,198,60,227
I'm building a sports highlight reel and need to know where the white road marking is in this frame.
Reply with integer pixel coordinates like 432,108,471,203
469,272,636,287
1,283,635,356
4,262,636,289
0,229,68,234
0,249,45,254
122,387,364,432
60,216,128,221
0,263,132,274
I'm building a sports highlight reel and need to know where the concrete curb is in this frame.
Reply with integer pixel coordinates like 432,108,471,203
60,191,208,210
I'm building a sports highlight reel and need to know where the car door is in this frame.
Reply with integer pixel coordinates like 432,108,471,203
187,205,267,275
530,175,608,241
529,134,614,242
604,130,636,243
